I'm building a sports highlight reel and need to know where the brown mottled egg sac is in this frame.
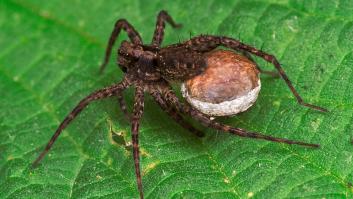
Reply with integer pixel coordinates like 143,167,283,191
181,49,261,116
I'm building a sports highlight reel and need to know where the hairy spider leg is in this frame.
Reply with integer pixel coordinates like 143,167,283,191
241,51,280,78
32,78,131,167
100,19,143,73
152,10,182,46
184,35,328,112
157,84,319,148
150,90,205,137
117,91,131,121
131,86,145,199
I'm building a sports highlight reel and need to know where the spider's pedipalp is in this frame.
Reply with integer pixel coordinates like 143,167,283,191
32,78,131,167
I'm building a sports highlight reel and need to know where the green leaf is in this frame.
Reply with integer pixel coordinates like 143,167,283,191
1,0,353,198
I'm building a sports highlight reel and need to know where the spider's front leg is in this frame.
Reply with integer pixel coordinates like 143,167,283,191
159,86,319,148
100,19,143,73
150,90,204,137
32,77,131,167
131,85,145,199
185,35,328,112
151,10,182,47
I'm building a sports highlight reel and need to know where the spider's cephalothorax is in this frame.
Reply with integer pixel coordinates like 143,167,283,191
33,10,327,199
117,38,208,83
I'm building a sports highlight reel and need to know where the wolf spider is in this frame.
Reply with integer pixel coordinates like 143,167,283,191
33,10,327,199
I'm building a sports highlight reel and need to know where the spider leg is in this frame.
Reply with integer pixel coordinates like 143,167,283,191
32,78,131,167
241,51,279,78
185,35,327,112
151,10,182,47
160,85,319,148
150,90,204,137
100,19,143,73
117,92,130,121
131,85,145,199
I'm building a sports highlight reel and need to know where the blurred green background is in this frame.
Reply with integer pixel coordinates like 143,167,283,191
1,0,353,198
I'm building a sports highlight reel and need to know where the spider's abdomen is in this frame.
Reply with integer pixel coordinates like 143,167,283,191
181,49,260,116
157,48,207,81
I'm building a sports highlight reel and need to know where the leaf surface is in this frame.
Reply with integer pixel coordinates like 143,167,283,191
1,0,353,198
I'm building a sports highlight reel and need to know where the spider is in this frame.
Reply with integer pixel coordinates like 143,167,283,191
33,10,327,199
